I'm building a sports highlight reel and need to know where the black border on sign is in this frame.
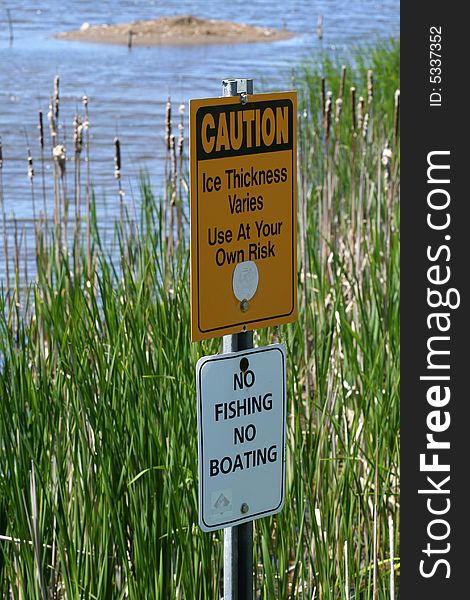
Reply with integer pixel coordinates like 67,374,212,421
195,98,296,336
197,345,286,531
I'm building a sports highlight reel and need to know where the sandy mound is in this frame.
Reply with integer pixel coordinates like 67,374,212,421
56,15,293,46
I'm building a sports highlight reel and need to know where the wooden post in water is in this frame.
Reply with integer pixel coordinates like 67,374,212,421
222,78,255,600
7,9,14,46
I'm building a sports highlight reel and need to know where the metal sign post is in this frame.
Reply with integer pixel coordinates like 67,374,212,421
223,330,253,600
223,78,254,600
190,78,296,599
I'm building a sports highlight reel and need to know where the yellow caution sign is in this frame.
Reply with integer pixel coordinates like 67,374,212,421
190,91,297,341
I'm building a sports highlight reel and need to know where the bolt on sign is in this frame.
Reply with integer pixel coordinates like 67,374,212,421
196,344,286,531
189,92,297,341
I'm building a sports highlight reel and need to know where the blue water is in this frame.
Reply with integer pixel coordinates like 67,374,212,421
0,0,399,273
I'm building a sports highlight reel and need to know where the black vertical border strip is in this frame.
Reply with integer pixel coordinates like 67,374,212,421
402,4,466,597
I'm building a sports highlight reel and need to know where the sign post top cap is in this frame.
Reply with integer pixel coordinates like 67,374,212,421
222,79,254,96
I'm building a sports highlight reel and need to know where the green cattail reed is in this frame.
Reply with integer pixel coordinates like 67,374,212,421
54,75,60,122
322,90,333,271
339,65,346,99
0,136,11,295
382,144,393,185
367,69,374,105
362,112,369,141
48,95,60,255
48,96,57,146
355,158,364,275
73,115,83,274
355,107,369,288
372,442,379,600
73,116,83,157
82,95,91,274
52,143,66,256
382,142,393,191
168,133,177,258
27,148,36,220
367,71,374,146
114,136,121,180
38,111,44,150
350,87,356,132
357,96,365,131
12,220,23,336
114,136,128,262
350,87,357,248
27,147,39,260
52,146,66,187
177,103,185,245
382,143,393,261
321,77,326,116
298,105,311,405
394,89,400,147
49,454,59,596
13,219,20,318
324,91,332,144
170,132,177,192
389,515,395,599
334,97,343,127
164,97,172,257
29,466,47,600
178,105,184,161
114,136,124,224
23,224,28,293
177,103,184,158
38,110,48,246
165,97,172,154
333,97,343,161
361,141,370,284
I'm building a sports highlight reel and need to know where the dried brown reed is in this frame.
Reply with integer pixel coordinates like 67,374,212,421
0,79,190,305
0,136,10,294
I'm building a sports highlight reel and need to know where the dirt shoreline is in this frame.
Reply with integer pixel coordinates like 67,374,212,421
56,15,294,47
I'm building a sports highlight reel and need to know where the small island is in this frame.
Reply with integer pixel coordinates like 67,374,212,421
56,15,293,47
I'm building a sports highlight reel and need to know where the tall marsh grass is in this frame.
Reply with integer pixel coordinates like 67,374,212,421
0,41,399,598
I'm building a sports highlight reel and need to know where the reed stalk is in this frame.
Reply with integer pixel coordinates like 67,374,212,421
7,8,14,45
0,41,399,599
82,95,92,274
177,103,185,246
38,110,48,248
339,65,347,99
164,97,172,249
73,115,83,276
393,89,400,148
0,136,11,295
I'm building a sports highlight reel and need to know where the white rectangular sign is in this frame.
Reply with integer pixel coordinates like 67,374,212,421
196,344,286,532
